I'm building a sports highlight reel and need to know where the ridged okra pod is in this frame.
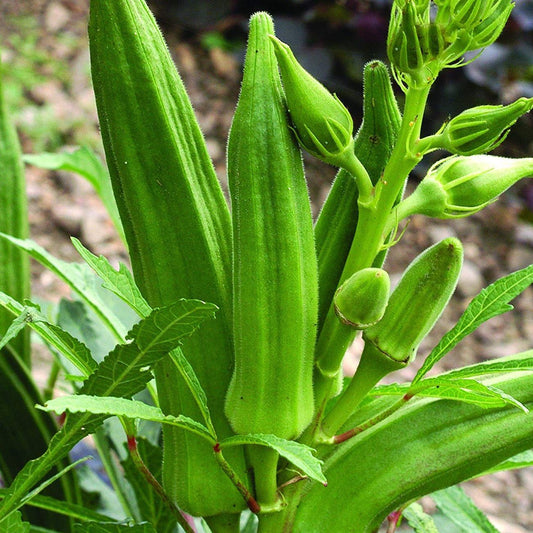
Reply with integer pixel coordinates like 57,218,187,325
314,61,401,332
89,0,247,516
225,13,318,440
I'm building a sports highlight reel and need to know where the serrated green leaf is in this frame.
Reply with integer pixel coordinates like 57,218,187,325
168,347,214,434
414,265,533,384
120,438,175,532
0,308,30,351
0,293,96,376
71,238,150,318
220,434,325,485
23,147,124,243
431,485,500,533
0,301,215,523
403,502,439,532
0,510,30,533
411,377,528,412
41,395,214,443
0,234,127,341
74,522,157,533
443,352,533,380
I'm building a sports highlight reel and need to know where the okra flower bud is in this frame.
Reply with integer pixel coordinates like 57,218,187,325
269,36,355,169
437,98,533,156
364,238,463,364
399,155,533,219
334,268,390,329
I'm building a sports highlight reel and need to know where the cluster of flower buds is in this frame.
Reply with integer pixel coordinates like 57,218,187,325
388,0,513,88
397,155,533,219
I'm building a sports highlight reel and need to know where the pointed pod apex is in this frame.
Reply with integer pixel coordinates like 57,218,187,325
269,35,355,167
334,268,390,329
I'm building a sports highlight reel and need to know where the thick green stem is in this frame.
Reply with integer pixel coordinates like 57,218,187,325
249,446,279,506
311,84,431,435
320,343,405,438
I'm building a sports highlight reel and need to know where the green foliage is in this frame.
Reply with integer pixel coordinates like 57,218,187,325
1,0,533,532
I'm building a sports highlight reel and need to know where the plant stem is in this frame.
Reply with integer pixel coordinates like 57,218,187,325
127,434,194,533
213,443,260,514
311,84,431,431
248,445,279,506
320,343,404,438
333,394,413,445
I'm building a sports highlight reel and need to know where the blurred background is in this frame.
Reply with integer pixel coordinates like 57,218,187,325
1,1,533,531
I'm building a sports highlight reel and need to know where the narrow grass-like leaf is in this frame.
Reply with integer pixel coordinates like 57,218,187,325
0,293,96,375
403,502,439,532
410,377,528,412
0,234,127,341
40,395,215,444
221,434,326,485
442,352,533,380
431,485,500,533
22,147,124,243
168,348,214,435
71,238,150,318
74,523,157,533
0,490,112,523
0,301,215,523
414,264,533,384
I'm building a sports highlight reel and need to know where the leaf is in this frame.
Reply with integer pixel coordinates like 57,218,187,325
414,265,533,384
0,308,30,351
403,502,440,532
480,449,533,476
0,510,29,533
71,238,151,318
0,301,215,523
74,522,157,533
168,347,214,434
0,234,128,341
41,395,215,443
431,485,500,533
410,377,528,412
22,147,125,243
442,352,533,380
120,438,176,533
0,293,96,376
0,489,113,523
220,434,326,485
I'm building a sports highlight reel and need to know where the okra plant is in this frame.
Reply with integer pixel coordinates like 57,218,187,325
1,0,533,531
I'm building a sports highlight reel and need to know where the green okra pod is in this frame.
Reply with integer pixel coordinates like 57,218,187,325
89,0,247,516
225,13,318,440
364,237,463,363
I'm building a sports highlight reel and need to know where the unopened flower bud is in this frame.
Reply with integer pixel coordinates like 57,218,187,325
269,35,355,168
334,268,390,329
439,98,533,156
398,155,533,219
364,238,463,364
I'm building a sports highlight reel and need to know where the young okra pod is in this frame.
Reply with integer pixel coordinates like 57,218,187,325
225,13,318,441
321,238,463,437
364,237,463,363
